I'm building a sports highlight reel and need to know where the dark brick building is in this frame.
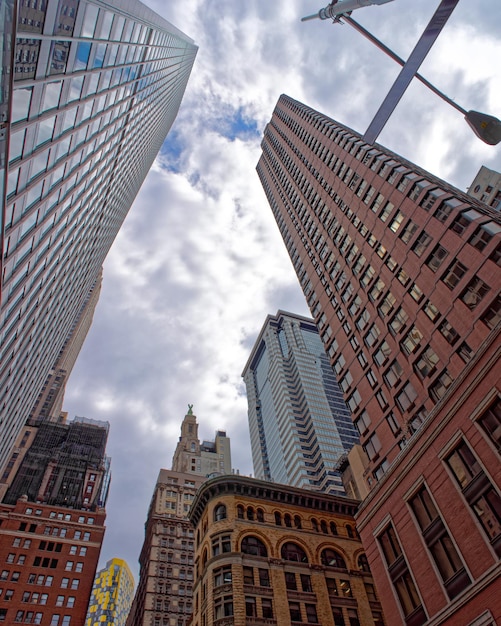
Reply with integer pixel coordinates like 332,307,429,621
257,94,500,625
0,415,110,625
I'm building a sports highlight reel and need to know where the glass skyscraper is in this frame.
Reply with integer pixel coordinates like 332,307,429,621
0,0,197,469
242,310,359,495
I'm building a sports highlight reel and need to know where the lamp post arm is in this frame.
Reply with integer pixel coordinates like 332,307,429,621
342,15,467,115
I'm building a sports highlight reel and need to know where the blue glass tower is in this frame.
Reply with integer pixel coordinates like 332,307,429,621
243,310,359,495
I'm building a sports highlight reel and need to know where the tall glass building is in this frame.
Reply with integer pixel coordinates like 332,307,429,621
242,310,359,495
0,0,197,469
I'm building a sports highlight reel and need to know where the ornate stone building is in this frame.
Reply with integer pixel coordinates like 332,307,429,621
127,410,232,626
188,475,384,626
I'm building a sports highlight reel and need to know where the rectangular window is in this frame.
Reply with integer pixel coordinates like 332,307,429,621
412,231,432,256
285,572,297,590
378,525,426,623
300,574,312,592
374,340,391,366
369,279,385,302
378,292,396,317
214,595,233,619
397,382,418,412
478,398,501,453
384,360,403,388
262,598,273,619
390,307,409,335
414,346,439,378
441,260,467,290
401,326,423,355
439,319,459,345
423,300,440,322
364,433,382,461
289,602,301,622
214,566,232,587
379,201,394,222
364,323,381,348
429,370,454,402
355,410,371,435
245,597,256,618
258,568,270,587
306,604,318,624
460,277,490,309
400,220,417,244
482,295,501,330
409,485,470,599
426,244,448,272
446,440,501,556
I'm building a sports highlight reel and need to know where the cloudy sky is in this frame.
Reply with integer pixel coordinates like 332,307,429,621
63,0,501,581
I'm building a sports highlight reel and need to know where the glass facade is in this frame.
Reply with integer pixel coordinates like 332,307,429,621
243,311,359,496
0,0,197,469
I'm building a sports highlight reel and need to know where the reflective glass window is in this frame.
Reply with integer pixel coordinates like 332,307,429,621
12,88,33,122
36,116,56,147
68,76,84,102
99,11,113,39
73,42,91,71
30,148,50,179
42,81,62,112
7,167,21,197
93,43,106,68
81,3,99,37
9,129,26,162
48,41,70,75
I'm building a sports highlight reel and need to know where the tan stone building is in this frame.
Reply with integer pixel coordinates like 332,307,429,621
127,410,232,626
188,475,384,626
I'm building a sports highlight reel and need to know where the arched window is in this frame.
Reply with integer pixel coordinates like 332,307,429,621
202,549,208,567
294,515,302,529
257,508,264,522
214,504,226,521
321,548,347,569
284,514,292,528
274,512,282,526
311,518,319,532
247,506,255,521
330,522,338,535
237,505,245,519
191,442,196,452
241,535,267,557
320,520,328,534
346,524,354,538
281,542,308,563
358,554,371,572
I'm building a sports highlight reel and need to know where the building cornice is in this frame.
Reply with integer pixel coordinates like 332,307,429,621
188,475,360,526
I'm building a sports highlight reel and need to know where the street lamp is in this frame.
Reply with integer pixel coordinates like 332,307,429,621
302,0,501,145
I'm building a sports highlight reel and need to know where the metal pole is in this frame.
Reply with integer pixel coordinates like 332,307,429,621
342,14,467,115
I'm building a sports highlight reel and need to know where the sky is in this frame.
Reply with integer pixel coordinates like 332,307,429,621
63,0,501,582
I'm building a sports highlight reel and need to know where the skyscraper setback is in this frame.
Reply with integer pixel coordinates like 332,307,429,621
258,95,500,624
243,310,358,495
0,0,197,470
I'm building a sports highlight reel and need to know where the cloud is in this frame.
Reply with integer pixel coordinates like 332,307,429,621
64,0,501,580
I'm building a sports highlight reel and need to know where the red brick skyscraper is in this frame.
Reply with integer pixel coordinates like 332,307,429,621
257,94,500,625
